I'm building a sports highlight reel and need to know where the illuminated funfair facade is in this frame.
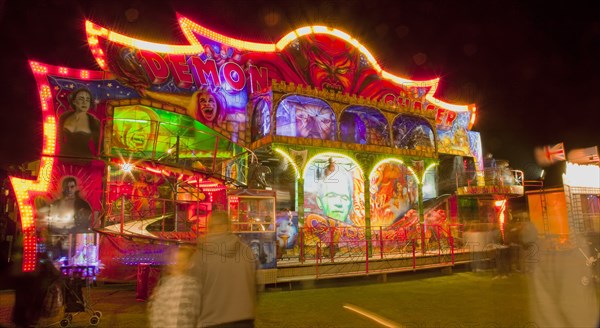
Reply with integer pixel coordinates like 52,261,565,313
10,15,524,281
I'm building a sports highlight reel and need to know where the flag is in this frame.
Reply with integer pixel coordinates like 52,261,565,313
567,146,599,164
534,142,566,167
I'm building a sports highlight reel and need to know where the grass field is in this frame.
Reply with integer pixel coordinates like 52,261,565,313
258,269,532,327
1,266,598,327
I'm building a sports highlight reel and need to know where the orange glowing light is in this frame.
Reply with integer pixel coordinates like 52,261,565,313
87,17,475,114
85,20,204,70
468,105,477,130
10,61,105,271
144,167,162,174
176,16,472,114
177,15,275,52
9,155,55,271
494,199,507,239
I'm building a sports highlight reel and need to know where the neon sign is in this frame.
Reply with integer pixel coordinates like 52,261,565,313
136,50,269,93
11,15,477,272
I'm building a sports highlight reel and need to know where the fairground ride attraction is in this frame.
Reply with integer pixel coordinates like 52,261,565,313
9,14,524,282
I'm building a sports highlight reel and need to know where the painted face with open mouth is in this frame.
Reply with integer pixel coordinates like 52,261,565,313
125,124,151,151
198,92,218,122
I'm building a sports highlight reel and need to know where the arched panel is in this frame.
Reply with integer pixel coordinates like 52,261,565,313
369,159,419,228
251,97,271,142
303,153,364,226
392,115,435,149
275,95,336,141
340,105,390,146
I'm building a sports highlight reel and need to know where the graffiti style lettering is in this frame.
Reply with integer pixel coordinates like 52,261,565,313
248,65,269,93
221,62,245,91
413,101,422,111
444,109,457,126
434,108,458,126
382,93,458,128
401,97,411,108
425,104,436,113
383,93,396,105
189,57,220,87
435,108,446,125
137,50,169,84
166,54,194,88
130,50,270,92
382,93,412,109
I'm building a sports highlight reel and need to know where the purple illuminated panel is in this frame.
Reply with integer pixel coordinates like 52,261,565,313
251,92,272,142
392,115,434,149
340,105,389,146
276,95,336,140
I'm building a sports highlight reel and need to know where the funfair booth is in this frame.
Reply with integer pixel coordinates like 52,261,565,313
527,162,600,243
9,14,524,283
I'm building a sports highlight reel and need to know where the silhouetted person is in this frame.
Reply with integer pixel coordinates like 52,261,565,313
528,233,599,327
12,252,61,328
148,246,200,328
191,211,258,327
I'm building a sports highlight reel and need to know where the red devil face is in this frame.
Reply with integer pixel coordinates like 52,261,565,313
304,35,359,93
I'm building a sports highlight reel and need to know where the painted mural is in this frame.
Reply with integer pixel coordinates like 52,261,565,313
49,79,112,161
303,154,365,226
276,95,336,140
275,211,298,250
33,161,103,265
34,164,101,234
239,232,277,269
12,16,475,272
110,104,238,163
250,91,273,142
370,161,419,227
392,115,435,150
339,106,389,146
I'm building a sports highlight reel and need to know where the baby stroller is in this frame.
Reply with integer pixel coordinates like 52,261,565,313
58,266,102,327
578,246,600,286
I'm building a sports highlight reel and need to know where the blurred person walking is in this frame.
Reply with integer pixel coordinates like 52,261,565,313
505,214,523,272
148,246,200,328
12,252,62,328
528,233,599,327
191,210,258,328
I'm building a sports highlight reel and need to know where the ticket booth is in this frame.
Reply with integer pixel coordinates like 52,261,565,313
228,190,277,269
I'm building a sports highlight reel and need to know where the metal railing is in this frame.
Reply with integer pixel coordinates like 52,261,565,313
289,223,464,277
456,169,524,188
101,193,208,237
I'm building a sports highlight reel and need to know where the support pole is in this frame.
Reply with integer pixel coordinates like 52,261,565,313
364,177,372,257
418,181,426,255
297,177,305,226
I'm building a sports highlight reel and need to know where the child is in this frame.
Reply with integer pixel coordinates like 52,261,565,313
148,246,200,328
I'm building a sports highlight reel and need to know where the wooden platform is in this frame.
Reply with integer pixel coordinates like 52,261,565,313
257,248,474,284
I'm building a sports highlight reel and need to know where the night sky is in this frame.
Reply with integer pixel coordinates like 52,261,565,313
1,0,598,187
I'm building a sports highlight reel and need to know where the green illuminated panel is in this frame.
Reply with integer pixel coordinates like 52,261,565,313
111,105,236,160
